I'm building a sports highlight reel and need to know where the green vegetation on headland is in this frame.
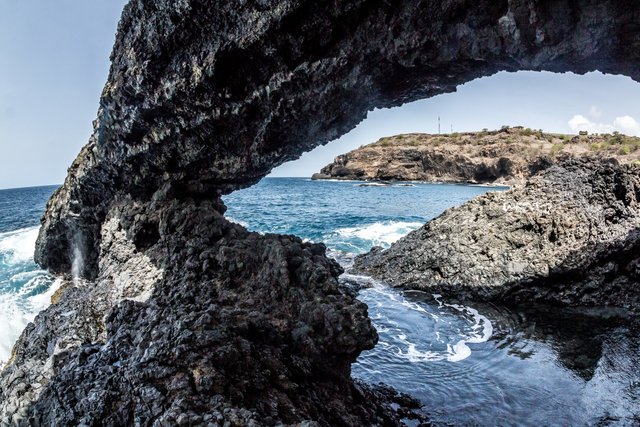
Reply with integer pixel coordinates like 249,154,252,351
313,127,640,185
371,127,640,157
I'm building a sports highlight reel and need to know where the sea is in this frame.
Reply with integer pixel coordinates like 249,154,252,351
1,179,639,425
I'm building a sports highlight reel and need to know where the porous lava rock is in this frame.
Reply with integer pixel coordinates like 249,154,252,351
355,159,640,307
2,192,425,425
3,0,640,424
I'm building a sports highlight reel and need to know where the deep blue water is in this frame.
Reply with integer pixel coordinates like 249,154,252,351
1,179,639,426
224,178,493,253
0,185,57,233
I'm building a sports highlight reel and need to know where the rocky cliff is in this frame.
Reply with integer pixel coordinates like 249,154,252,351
3,0,640,424
312,129,640,185
354,158,640,307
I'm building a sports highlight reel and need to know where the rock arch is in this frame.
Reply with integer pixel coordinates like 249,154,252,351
3,1,640,424
35,0,640,277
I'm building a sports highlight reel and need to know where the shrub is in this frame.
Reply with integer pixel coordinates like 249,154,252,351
619,145,632,155
521,128,534,136
609,132,625,145
550,143,565,156
600,140,613,150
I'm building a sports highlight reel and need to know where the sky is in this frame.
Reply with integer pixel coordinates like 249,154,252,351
1,3,640,189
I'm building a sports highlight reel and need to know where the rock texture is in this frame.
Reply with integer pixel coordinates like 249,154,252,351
312,129,640,185
2,193,425,425
355,158,640,307
34,1,640,278
4,0,640,424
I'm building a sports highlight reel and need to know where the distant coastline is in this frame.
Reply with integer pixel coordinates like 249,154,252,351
312,127,640,185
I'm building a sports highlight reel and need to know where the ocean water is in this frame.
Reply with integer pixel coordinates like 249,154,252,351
225,178,640,426
2,179,639,425
0,185,61,367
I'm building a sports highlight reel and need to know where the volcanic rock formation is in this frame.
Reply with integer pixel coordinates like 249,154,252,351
355,158,640,307
4,194,423,425
2,0,640,424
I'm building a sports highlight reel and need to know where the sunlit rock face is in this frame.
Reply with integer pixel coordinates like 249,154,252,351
2,0,640,425
355,158,640,308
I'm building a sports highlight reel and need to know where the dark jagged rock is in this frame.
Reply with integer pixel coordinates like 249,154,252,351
34,0,640,279
355,158,640,307
3,194,426,425
4,0,640,424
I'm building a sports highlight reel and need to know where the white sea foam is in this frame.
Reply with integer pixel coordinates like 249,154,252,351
0,277,62,368
0,227,40,265
335,221,422,248
356,183,391,187
0,227,61,368
360,281,493,364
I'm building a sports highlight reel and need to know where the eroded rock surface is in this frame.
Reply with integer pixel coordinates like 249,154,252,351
355,159,640,307
3,192,424,425
34,0,640,279
3,0,640,424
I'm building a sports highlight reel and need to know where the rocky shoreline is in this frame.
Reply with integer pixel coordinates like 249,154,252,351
312,130,640,186
354,158,640,308
3,0,640,425
2,194,427,425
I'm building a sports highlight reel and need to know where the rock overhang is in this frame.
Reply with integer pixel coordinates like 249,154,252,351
34,0,640,278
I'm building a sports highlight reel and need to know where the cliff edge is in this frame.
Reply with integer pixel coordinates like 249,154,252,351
312,129,640,185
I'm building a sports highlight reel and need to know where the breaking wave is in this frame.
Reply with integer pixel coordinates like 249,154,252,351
0,227,60,367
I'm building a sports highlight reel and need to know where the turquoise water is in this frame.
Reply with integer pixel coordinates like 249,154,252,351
2,179,639,425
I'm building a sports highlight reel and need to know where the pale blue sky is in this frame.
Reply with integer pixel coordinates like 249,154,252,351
1,2,640,189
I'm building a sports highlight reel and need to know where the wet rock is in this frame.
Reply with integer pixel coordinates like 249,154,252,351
355,158,640,307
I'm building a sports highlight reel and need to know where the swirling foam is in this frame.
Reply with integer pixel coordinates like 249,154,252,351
0,227,40,265
354,276,493,363
334,221,423,248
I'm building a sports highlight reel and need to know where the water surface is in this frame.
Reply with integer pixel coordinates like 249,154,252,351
2,180,639,425
225,178,640,426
